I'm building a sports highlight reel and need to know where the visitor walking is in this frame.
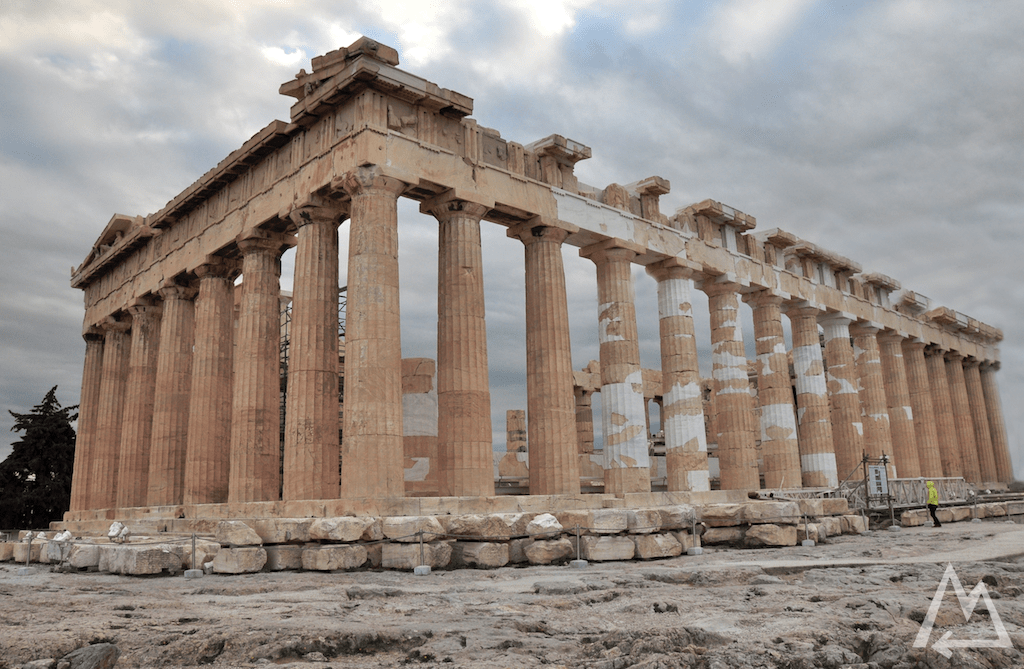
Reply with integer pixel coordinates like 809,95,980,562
926,480,941,527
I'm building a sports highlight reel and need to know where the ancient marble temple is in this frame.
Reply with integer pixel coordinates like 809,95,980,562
66,38,1012,522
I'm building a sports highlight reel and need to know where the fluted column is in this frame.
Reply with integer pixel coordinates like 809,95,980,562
513,223,580,495
963,359,998,483
184,261,236,505
946,352,981,483
788,305,838,488
574,388,595,454
980,363,1014,483
229,233,290,503
283,204,345,501
903,340,943,478
703,280,759,491
821,315,864,481
583,241,650,495
91,318,131,510
116,303,162,508
69,329,104,512
926,348,961,477
747,293,801,489
877,331,920,478
850,323,895,477
426,196,494,497
646,259,709,492
339,166,407,499
147,285,196,506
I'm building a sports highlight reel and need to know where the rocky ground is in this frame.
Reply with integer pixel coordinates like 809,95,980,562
1,520,1022,669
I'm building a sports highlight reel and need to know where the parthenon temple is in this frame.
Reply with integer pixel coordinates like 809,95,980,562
65,38,1014,524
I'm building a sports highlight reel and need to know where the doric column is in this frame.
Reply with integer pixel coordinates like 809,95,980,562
229,232,291,503
424,195,494,497
582,240,650,495
980,363,1014,483
147,284,196,506
821,315,864,481
946,352,981,483
90,317,131,510
338,166,408,499
702,280,759,491
877,330,921,478
746,292,800,489
902,340,943,478
926,348,961,477
963,359,998,483
283,203,345,501
512,222,580,495
116,303,162,509
69,328,104,512
646,259,709,492
574,388,595,454
787,304,838,488
184,261,237,505
850,323,895,477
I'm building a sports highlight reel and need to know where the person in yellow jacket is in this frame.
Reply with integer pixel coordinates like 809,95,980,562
926,480,941,527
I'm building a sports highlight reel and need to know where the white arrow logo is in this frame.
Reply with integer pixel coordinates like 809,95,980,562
913,563,1013,658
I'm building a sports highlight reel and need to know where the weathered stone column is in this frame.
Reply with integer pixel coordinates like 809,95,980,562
69,328,104,512
980,363,1014,483
747,293,800,489
926,348,961,477
902,339,943,478
850,323,895,477
184,261,236,505
963,359,998,483
147,284,196,506
877,330,921,478
583,240,650,495
946,352,981,483
702,280,759,491
90,317,131,510
512,222,580,495
425,195,494,498
787,305,838,488
506,410,527,453
229,233,291,503
821,315,864,481
116,303,161,509
283,203,345,501
339,167,408,499
646,259,710,492
574,388,595,454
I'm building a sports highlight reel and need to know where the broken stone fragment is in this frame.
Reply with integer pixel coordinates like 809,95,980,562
580,535,635,561
265,545,304,571
627,509,662,534
381,541,451,570
381,516,445,543
744,523,797,547
633,533,682,559
526,513,563,536
524,538,574,565
301,545,368,571
214,521,263,547
211,547,267,574
452,542,509,568
309,516,378,542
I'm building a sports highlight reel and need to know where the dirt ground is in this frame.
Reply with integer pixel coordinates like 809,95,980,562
2,520,1023,669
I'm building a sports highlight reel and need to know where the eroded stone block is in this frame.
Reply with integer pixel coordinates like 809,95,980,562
745,523,797,547
250,518,312,544
527,513,563,537
821,498,850,515
381,541,451,570
454,542,509,568
104,544,184,575
212,547,267,574
382,516,445,543
670,530,701,551
840,515,868,534
580,535,635,561
626,509,662,535
633,533,682,559
301,545,368,571
524,538,574,565
215,521,263,546
265,545,303,571
444,514,514,541
0,542,14,561
702,527,745,544
509,537,533,563
745,501,800,525
588,509,629,534
310,517,379,543
658,504,698,531
702,504,746,527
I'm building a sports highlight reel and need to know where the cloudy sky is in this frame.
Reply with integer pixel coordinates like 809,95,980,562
1,0,1021,481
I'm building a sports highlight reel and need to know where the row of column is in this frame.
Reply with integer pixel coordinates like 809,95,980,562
71,165,1015,510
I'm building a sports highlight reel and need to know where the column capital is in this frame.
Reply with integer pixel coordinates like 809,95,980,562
902,337,927,351
700,276,745,297
158,284,197,301
579,237,644,264
288,201,348,229
335,164,408,199
819,312,855,328
420,190,492,221
127,302,162,320
849,321,883,337
963,356,982,369
508,220,574,246
102,316,131,334
875,329,907,345
944,350,965,362
236,229,295,255
744,290,786,308
83,326,105,343
194,258,241,281
981,360,1001,372
645,256,703,282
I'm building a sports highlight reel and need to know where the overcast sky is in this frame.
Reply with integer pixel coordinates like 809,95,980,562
1,0,1021,481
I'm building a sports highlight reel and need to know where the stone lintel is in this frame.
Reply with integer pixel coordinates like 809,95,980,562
752,227,798,249
645,256,703,282
862,271,901,291
624,176,670,197
525,134,592,164
876,328,910,344
579,237,646,261
678,199,756,230
897,290,931,314
849,320,883,335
